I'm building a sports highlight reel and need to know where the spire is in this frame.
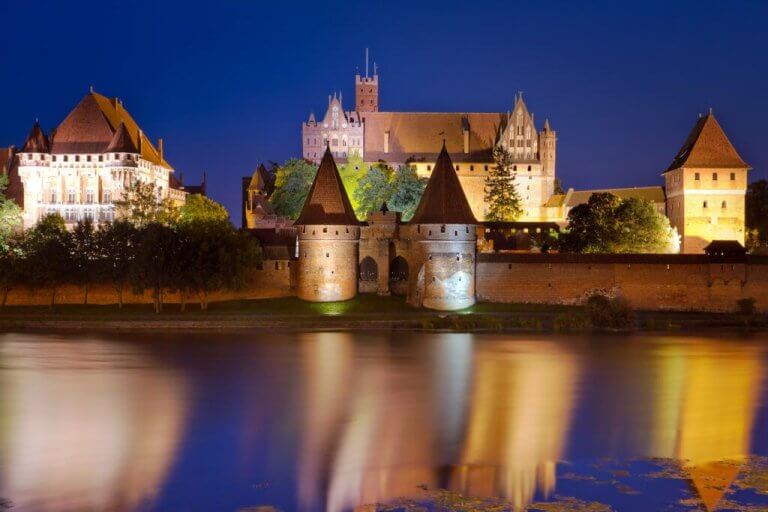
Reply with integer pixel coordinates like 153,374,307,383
295,146,360,226
21,121,50,153
104,122,138,153
543,118,551,131
408,143,477,225
308,112,316,124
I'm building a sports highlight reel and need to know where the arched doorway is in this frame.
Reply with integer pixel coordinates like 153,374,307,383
359,256,378,293
389,256,409,296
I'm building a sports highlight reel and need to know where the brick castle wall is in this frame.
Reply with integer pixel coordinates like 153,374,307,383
477,253,768,312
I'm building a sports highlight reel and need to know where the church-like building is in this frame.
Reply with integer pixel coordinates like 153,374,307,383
2,89,200,229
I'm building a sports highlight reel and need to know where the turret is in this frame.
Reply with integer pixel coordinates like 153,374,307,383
295,146,361,302
540,118,556,177
19,121,50,166
404,143,478,310
355,49,379,112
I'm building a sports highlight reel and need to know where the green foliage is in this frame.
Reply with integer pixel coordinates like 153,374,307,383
485,145,523,221
353,164,392,218
130,223,180,313
737,297,757,315
21,214,72,307
114,180,178,227
97,220,137,308
585,293,635,330
178,194,230,224
0,174,22,252
71,219,99,304
0,233,23,307
746,180,768,251
561,193,679,253
554,310,590,332
269,159,317,219
389,165,427,221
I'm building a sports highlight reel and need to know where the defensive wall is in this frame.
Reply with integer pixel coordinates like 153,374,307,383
477,253,768,313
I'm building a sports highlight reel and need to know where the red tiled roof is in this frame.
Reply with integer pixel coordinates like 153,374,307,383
362,112,506,163
408,143,477,225
50,91,172,169
104,122,138,153
20,122,50,153
665,113,749,172
295,147,359,225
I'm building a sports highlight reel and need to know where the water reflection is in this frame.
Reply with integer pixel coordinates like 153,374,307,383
0,332,766,512
0,335,189,512
451,341,581,510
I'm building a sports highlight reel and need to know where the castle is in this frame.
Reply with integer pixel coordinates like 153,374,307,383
0,89,200,229
292,57,750,252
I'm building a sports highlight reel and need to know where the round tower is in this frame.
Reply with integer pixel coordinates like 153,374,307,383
405,143,478,311
295,147,361,302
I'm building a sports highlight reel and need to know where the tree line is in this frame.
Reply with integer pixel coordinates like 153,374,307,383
0,182,260,312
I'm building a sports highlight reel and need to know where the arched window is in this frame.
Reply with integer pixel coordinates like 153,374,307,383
359,257,378,281
389,256,409,283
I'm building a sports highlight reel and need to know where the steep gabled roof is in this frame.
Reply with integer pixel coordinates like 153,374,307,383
50,91,172,168
408,143,477,225
295,147,359,226
21,122,50,153
249,163,272,192
665,113,749,172
104,122,138,153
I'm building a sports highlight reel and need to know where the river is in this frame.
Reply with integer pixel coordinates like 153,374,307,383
0,331,767,511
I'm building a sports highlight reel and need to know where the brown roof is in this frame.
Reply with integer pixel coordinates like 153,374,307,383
21,122,50,153
665,113,749,172
50,91,172,169
104,122,138,153
295,147,360,225
249,163,272,192
408,143,477,225
362,112,505,163
566,186,666,207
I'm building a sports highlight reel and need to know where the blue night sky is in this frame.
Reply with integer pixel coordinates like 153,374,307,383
2,0,767,226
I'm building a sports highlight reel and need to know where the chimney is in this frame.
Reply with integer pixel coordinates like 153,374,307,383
463,128,469,154
158,138,164,160
384,130,390,154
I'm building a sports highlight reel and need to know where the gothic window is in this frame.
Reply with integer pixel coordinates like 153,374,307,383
389,256,409,283
359,257,377,282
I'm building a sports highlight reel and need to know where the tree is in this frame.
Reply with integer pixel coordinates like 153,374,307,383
178,194,230,224
485,146,523,221
0,233,23,307
746,180,768,251
71,219,99,304
21,214,72,308
0,174,22,252
269,159,317,219
97,220,136,309
114,180,178,227
130,222,179,313
388,166,426,220
353,164,392,219
561,192,679,253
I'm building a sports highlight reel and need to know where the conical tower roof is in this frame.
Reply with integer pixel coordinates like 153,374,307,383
408,143,477,225
665,113,749,172
21,121,50,153
249,163,271,191
295,146,359,226
104,122,138,153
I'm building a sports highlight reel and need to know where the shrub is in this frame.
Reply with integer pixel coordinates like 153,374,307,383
737,297,757,315
554,310,590,332
585,293,635,331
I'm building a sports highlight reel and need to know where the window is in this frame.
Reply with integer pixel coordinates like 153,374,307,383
427,165,431,171
103,191,111,203
730,172,736,181
68,189,76,204
52,156,57,162
695,172,700,180
75,155,80,162
722,200,727,209
712,173,718,181
49,191,56,203
63,155,69,162
456,165,460,171
98,155,103,162
470,165,474,171
703,200,708,208
87,155,91,162
114,154,120,160
528,165,532,171
440,225,446,233
85,190,94,204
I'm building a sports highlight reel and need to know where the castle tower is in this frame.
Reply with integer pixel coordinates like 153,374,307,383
242,163,275,229
355,50,379,112
405,143,478,310
17,121,50,228
664,112,750,253
295,146,361,302
539,118,557,203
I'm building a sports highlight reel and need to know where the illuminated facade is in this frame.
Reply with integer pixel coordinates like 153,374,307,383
14,90,186,229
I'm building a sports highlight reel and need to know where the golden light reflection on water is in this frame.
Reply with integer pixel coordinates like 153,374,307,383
451,341,581,511
0,336,189,512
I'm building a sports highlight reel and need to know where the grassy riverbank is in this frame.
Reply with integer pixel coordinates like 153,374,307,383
0,295,764,333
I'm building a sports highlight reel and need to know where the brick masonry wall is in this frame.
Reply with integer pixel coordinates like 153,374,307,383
476,254,768,312
2,262,292,306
